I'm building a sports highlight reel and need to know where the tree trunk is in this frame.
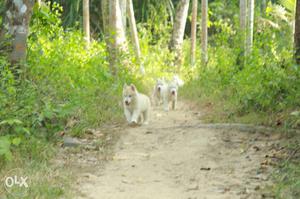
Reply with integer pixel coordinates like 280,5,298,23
261,0,267,16
0,0,34,69
108,0,128,75
190,0,198,66
295,0,300,64
127,0,145,75
83,0,90,46
246,0,255,55
239,0,247,63
201,0,208,66
240,0,247,45
101,0,110,36
119,0,127,31
169,0,190,68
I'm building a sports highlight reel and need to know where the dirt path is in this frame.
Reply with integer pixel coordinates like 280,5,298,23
74,102,277,199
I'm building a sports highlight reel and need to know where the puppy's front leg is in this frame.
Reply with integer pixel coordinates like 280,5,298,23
130,110,140,124
124,109,132,123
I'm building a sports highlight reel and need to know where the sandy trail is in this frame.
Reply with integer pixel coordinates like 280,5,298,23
75,102,276,199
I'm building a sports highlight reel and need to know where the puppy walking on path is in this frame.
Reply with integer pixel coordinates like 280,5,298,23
167,82,178,111
152,75,184,111
152,78,168,106
123,84,151,125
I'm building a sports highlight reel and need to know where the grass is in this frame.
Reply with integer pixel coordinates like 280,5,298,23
272,139,300,199
181,77,299,129
0,139,72,199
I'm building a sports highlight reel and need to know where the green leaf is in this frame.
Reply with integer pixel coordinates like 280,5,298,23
0,119,23,126
0,136,12,161
12,137,21,146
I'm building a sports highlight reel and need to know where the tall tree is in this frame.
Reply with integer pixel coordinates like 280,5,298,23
127,0,145,74
190,0,198,66
0,0,34,68
240,0,247,53
102,0,127,75
83,0,90,46
169,0,190,68
119,0,127,30
295,0,300,64
246,0,255,55
201,0,208,66
261,0,267,16
101,0,110,38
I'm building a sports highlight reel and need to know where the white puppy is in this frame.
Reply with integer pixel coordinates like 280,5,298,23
152,78,168,106
167,82,178,110
123,84,151,125
166,75,183,110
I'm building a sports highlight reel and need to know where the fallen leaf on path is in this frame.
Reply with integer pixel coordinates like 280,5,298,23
200,167,211,171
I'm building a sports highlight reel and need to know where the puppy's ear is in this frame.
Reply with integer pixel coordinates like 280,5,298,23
130,84,136,92
123,83,128,89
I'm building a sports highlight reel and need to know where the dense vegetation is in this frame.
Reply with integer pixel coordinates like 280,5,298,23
0,0,299,198
184,2,300,127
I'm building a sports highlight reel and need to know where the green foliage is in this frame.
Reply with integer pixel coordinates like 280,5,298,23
0,2,138,166
280,0,296,14
182,1,299,128
0,136,12,161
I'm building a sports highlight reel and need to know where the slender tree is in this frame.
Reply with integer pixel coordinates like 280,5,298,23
201,0,208,66
190,0,198,66
108,0,128,75
119,0,127,30
169,0,190,68
261,0,267,16
83,0,90,46
0,0,34,68
127,0,145,74
240,0,247,53
101,0,110,38
246,0,255,55
295,0,300,64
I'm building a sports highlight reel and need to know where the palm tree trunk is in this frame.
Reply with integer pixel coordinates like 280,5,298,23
190,0,198,66
0,0,34,69
295,0,300,64
169,0,190,68
83,0,90,46
127,0,145,74
246,0,255,55
201,0,208,66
